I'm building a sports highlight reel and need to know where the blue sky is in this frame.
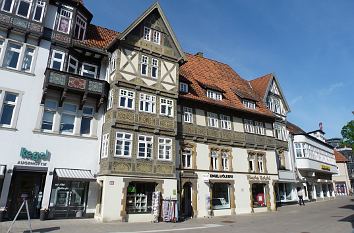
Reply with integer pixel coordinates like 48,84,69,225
85,0,354,138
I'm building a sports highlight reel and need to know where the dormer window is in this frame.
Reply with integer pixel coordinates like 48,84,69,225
207,90,222,100
2,0,14,12
74,14,87,40
153,31,161,44
16,0,32,18
57,7,72,34
180,82,188,93
243,99,256,109
33,0,45,22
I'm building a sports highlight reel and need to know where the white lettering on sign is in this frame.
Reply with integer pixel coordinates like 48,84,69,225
209,173,234,179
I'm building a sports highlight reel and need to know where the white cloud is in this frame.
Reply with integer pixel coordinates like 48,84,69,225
317,82,344,96
290,95,303,106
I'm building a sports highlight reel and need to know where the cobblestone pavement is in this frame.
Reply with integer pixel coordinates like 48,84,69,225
0,196,353,233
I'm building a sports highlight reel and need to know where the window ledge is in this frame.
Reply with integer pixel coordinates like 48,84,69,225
0,66,35,76
32,129,98,140
0,126,18,131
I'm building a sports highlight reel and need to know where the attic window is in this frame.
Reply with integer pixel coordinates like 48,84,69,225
243,99,256,109
207,90,222,100
179,82,188,93
143,26,161,44
74,13,87,40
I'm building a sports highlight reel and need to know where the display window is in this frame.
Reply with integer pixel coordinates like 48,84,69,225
252,183,267,208
126,182,156,214
277,183,292,201
211,183,230,210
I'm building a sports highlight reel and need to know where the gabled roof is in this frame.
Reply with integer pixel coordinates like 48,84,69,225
286,121,306,134
250,73,291,112
334,149,348,163
109,2,186,62
179,53,274,118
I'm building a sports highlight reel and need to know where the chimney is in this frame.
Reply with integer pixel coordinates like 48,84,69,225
195,52,204,57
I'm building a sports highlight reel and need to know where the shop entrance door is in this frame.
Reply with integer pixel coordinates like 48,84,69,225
182,183,192,218
7,170,46,219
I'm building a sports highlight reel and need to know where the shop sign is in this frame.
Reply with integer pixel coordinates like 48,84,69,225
321,165,331,171
209,173,234,179
17,147,50,166
247,175,271,181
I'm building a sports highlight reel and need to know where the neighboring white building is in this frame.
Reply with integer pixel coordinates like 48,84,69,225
332,149,351,195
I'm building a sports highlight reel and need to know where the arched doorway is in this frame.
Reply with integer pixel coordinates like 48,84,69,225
181,182,193,218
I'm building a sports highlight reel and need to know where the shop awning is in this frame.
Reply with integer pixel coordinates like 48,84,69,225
0,165,5,178
55,168,95,181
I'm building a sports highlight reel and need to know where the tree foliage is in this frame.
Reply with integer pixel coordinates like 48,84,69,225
341,120,354,149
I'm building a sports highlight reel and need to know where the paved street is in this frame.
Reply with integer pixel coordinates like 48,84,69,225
0,197,353,233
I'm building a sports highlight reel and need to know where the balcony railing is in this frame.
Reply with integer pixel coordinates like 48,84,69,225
0,12,43,35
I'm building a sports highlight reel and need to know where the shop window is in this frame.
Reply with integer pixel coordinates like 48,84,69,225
33,0,45,22
57,7,72,34
278,183,292,201
252,183,266,208
212,183,230,209
210,150,218,171
41,99,57,131
183,107,193,123
16,0,32,18
80,106,94,135
182,147,192,169
126,182,156,214
160,98,173,117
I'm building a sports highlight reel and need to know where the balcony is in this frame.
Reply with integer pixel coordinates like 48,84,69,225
278,170,296,181
275,139,289,150
296,157,338,174
43,68,109,110
0,12,43,36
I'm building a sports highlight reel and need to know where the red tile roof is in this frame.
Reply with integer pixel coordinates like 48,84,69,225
286,121,306,134
74,24,119,50
334,149,348,163
179,53,274,118
249,74,273,99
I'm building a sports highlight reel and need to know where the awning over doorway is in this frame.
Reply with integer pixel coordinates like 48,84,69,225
55,168,95,181
0,165,5,178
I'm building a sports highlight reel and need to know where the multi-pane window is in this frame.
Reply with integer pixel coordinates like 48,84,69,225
207,90,222,100
182,147,192,168
183,107,193,123
57,8,72,34
295,143,303,158
81,63,97,79
80,106,94,135
21,47,35,72
50,50,65,71
210,150,218,170
74,14,87,40
33,0,45,22
158,138,172,160
244,119,255,133
107,90,113,110
258,155,264,173
139,93,156,113
153,31,161,44
140,55,148,76
151,58,158,79
143,27,151,41
160,98,173,117
268,97,282,114
220,114,231,130
1,0,14,12
0,92,18,126
101,134,109,158
41,99,57,131
67,56,78,73
115,132,132,157
1,41,36,73
16,0,32,18
274,123,286,140
254,121,265,135
119,89,135,110
138,135,153,158
60,103,77,133
4,43,21,69
207,112,218,128
243,100,256,109
179,82,188,93
248,155,255,172
221,152,229,171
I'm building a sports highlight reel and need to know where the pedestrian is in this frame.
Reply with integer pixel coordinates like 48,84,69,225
297,188,305,206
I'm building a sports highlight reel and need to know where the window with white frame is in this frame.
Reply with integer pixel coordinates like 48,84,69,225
221,152,229,171
160,98,173,117
182,147,192,168
244,119,254,133
151,58,158,79
254,121,265,135
107,89,113,110
243,99,256,109
33,0,45,22
220,114,231,130
183,107,193,123
179,82,188,93
50,50,65,71
4,42,22,69
67,56,78,74
158,138,172,160
119,89,135,110
81,63,97,79
207,89,222,100
274,123,285,140
41,99,57,131
115,132,133,157
74,14,87,40
60,103,77,133
139,93,156,113
0,39,4,56
258,155,264,173
1,0,14,12
207,112,218,128
210,150,218,170
21,46,35,72
101,133,109,158
80,106,94,135
143,27,151,41
16,0,32,18
0,91,18,127
248,154,255,172
153,30,161,44
295,143,303,158
138,135,153,158
57,7,72,34
140,55,148,76
109,51,117,73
